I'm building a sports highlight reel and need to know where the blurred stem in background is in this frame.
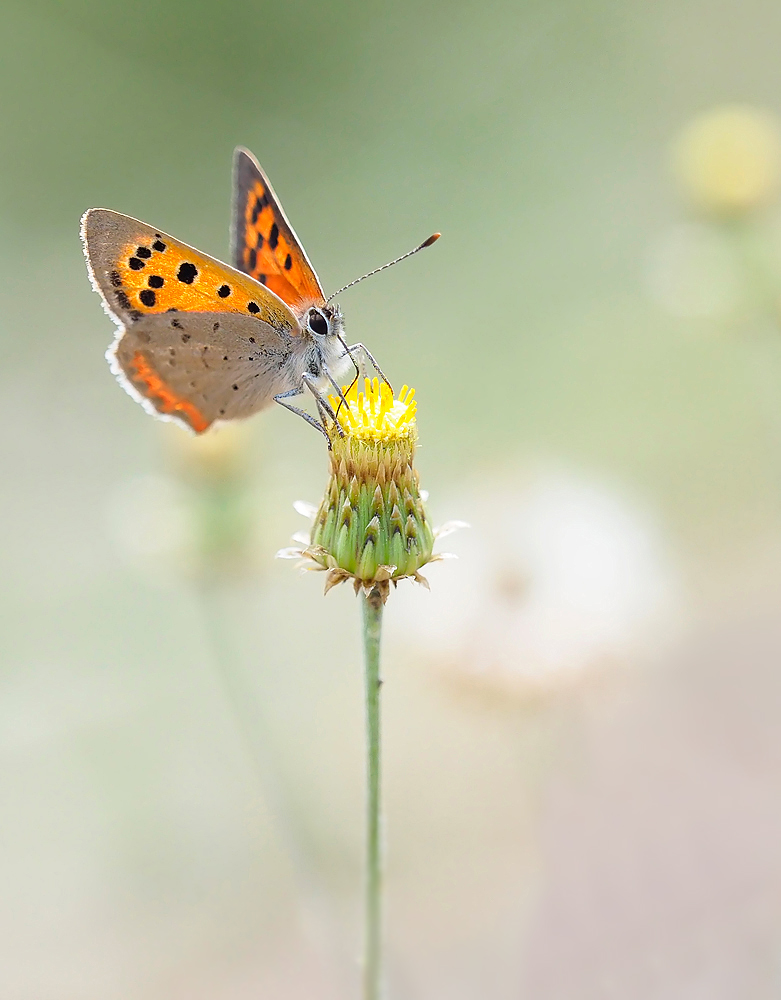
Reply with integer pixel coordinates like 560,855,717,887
196,581,319,893
668,104,781,486
170,423,272,784
162,423,336,952
670,105,781,338
727,219,781,464
361,588,384,1000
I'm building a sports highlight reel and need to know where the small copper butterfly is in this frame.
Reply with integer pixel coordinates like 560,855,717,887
81,148,439,435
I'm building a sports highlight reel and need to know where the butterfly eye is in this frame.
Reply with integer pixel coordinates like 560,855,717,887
308,310,328,336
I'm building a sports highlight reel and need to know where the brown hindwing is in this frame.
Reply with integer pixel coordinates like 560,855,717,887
111,311,294,433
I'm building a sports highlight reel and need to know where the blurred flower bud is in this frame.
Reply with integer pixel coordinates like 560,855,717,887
109,422,258,582
671,105,781,216
162,421,251,486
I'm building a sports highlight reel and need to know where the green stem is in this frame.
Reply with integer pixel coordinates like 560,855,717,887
361,588,384,1000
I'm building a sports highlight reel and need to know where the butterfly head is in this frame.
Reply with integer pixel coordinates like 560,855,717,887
304,303,344,341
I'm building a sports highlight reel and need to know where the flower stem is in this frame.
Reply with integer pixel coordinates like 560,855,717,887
361,587,384,1000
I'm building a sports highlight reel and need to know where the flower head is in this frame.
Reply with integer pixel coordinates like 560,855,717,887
279,378,459,602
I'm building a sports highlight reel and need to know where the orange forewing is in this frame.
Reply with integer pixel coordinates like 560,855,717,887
233,149,325,309
113,231,295,331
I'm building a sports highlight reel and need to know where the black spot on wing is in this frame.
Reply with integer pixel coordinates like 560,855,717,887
268,223,279,250
248,248,257,271
115,289,131,311
139,289,156,307
217,284,231,298
128,257,144,270
247,301,260,314
152,239,166,252
110,270,122,288
177,262,198,284
284,253,292,270
148,275,164,288
136,246,152,259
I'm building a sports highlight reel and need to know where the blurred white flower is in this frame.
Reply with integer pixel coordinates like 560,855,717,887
645,222,742,319
389,469,683,699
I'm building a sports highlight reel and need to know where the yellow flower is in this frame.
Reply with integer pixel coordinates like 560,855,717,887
278,378,462,602
671,104,781,215
328,379,418,441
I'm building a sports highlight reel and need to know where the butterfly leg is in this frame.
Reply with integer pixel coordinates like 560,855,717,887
274,385,330,441
321,363,352,425
343,342,393,393
323,369,350,411
302,374,346,439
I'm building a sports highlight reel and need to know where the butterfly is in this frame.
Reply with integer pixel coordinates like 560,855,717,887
81,147,439,435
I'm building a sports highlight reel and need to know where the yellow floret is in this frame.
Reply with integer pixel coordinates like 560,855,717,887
328,378,418,442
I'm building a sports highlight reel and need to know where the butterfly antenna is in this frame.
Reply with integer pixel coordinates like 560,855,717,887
326,233,441,303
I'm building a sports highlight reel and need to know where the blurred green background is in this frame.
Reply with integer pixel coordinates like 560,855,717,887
5,0,781,997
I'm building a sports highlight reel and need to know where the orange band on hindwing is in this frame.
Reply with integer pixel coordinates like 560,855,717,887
129,351,210,432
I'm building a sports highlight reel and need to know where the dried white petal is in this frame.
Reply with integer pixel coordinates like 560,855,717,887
293,500,318,520
276,546,304,560
434,520,470,539
429,551,458,562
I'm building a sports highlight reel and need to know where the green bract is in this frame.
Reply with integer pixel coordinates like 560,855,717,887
310,428,435,585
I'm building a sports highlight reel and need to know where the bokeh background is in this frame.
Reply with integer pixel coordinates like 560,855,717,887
5,0,781,996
